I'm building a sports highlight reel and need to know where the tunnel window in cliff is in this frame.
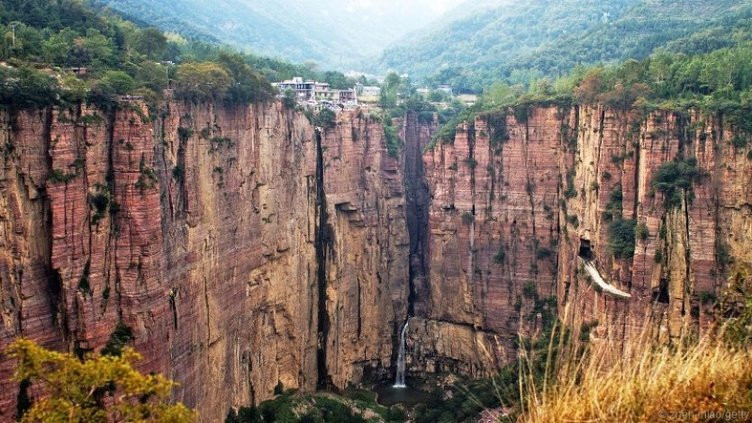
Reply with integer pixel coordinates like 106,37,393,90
579,238,593,261
653,278,670,304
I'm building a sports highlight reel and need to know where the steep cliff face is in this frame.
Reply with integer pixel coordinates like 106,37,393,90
317,112,409,388
559,107,752,342
0,103,409,420
416,108,562,377
414,105,752,378
154,102,320,417
1,100,749,419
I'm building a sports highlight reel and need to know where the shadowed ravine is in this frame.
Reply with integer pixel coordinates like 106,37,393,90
403,111,433,320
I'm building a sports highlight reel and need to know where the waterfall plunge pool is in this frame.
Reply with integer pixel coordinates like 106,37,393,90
373,319,431,405
373,383,432,406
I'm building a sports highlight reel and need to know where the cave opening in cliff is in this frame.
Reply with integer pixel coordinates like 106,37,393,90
653,278,670,304
15,378,31,419
579,238,593,260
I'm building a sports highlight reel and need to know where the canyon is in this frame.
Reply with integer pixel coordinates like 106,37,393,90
0,100,750,420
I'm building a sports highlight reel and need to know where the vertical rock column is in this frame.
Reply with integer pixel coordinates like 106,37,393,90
156,101,320,417
317,110,410,388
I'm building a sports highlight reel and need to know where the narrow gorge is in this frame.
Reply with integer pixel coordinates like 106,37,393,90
1,99,750,420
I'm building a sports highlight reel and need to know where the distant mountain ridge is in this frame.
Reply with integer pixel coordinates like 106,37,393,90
91,0,354,65
376,0,752,91
91,0,458,70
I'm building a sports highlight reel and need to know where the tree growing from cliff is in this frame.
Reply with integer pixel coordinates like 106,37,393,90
608,218,637,259
651,157,701,208
312,108,336,130
5,339,195,422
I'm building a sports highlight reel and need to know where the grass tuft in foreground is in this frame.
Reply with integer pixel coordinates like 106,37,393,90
520,335,752,422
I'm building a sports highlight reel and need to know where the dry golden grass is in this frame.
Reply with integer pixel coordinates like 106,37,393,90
515,264,752,423
518,327,752,423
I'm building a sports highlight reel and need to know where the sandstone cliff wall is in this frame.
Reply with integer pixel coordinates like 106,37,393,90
416,108,561,378
317,111,409,388
0,103,409,420
414,105,752,379
558,107,751,342
1,101,750,419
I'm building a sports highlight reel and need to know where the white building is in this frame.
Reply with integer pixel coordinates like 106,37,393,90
274,77,358,108
274,77,317,101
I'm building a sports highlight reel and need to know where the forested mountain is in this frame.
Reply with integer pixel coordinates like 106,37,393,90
377,0,752,92
0,0,368,111
90,0,459,69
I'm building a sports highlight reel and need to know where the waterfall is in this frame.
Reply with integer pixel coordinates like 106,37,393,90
393,320,409,388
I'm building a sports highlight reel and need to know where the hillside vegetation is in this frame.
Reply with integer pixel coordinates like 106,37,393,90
378,0,752,92
0,0,363,111
428,38,752,149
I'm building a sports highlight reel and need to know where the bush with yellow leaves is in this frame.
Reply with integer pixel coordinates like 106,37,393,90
5,339,195,422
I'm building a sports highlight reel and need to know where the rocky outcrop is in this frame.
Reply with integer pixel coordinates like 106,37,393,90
0,103,409,420
414,105,752,378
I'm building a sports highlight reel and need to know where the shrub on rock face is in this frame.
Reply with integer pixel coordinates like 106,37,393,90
608,218,636,259
651,157,700,208
282,89,297,108
101,321,135,356
635,222,649,241
563,170,577,199
494,246,506,264
602,185,623,221
731,134,748,149
312,108,337,130
536,246,553,260
383,122,402,157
